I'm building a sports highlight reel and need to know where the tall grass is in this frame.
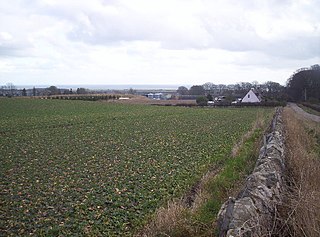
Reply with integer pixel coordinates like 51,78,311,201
277,108,320,236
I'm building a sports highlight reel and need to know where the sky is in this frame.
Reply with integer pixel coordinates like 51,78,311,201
0,0,319,87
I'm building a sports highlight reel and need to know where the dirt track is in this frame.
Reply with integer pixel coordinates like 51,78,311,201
287,102,320,123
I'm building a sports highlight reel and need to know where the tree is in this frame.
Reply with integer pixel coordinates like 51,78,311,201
264,81,283,93
33,87,36,96
189,85,205,95
196,96,208,106
128,88,136,94
76,88,87,94
261,81,286,101
251,81,259,89
6,83,15,96
177,86,189,95
202,82,216,94
286,65,320,102
47,86,60,95
22,88,27,96
240,82,252,91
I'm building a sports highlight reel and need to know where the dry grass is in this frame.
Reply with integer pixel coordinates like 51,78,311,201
277,107,320,237
139,201,187,237
137,172,219,237
137,201,216,237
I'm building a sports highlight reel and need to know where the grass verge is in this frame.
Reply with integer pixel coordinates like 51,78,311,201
297,104,320,116
276,107,320,236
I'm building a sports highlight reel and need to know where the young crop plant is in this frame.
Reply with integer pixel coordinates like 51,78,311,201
0,98,274,236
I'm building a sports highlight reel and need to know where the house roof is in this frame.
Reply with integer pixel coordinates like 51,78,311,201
242,88,262,102
252,88,263,100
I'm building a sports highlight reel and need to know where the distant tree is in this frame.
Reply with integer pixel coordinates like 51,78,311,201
311,64,320,71
189,85,205,95
196,96,208,106
76,88,87,94
177,86,189,95
226,84,236,90
234,83,242,91
202,82,216,93
47,86,60,95
33,87,36,96
251,81,259,89
264,81,283,93
22,88,27,96
206,94,213,101
261,81,286,101
240,82,252,91
217,84,227,93
6,83,15,96
128,88,136,94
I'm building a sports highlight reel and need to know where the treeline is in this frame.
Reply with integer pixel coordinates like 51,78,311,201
177,81,286,102
176,64,320,104
46,94,120,101
286,64,320,102
1,64,319,104
44,86,89,95
0,85,91,97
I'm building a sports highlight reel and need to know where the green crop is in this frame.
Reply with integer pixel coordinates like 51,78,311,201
0,98,274,236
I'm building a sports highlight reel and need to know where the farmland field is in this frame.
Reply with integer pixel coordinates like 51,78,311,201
0,98,274,236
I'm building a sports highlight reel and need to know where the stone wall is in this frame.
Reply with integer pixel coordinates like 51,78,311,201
217,108,285,237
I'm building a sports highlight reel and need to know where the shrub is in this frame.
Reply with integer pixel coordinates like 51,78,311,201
196,96,208,106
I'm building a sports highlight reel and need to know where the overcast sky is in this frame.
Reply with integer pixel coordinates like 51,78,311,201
0,0,319,87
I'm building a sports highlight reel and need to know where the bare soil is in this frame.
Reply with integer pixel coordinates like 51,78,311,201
108,95,197,105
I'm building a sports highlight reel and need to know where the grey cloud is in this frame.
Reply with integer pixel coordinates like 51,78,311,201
204,25,320,60
68,13,152,44
2,0,319,60
0,46,22,57
265,36,320,60
0,38,32,58
202,18,264,52
201,13,320,60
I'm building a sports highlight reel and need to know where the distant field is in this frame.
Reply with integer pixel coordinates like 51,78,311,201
0,98,274,236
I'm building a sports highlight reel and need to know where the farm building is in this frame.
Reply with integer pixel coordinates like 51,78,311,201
147,93,164,100
242,88,261,103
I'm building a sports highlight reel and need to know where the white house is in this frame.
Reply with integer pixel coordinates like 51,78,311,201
242,89,261,103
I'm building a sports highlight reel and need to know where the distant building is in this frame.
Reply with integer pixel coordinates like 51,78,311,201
214,96,226,102
242,88,261,103
147,93,154,99
146,93,164,100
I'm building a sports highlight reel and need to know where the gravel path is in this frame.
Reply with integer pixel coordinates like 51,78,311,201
287,102,320,123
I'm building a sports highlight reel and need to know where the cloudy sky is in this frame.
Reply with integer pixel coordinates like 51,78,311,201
0,0,319,87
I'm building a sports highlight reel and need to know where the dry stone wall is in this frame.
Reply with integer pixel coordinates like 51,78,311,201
217,108,285,237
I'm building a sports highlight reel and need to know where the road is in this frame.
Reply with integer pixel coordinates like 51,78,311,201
287,102,320,123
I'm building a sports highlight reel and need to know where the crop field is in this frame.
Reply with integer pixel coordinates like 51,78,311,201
0,98,274,236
